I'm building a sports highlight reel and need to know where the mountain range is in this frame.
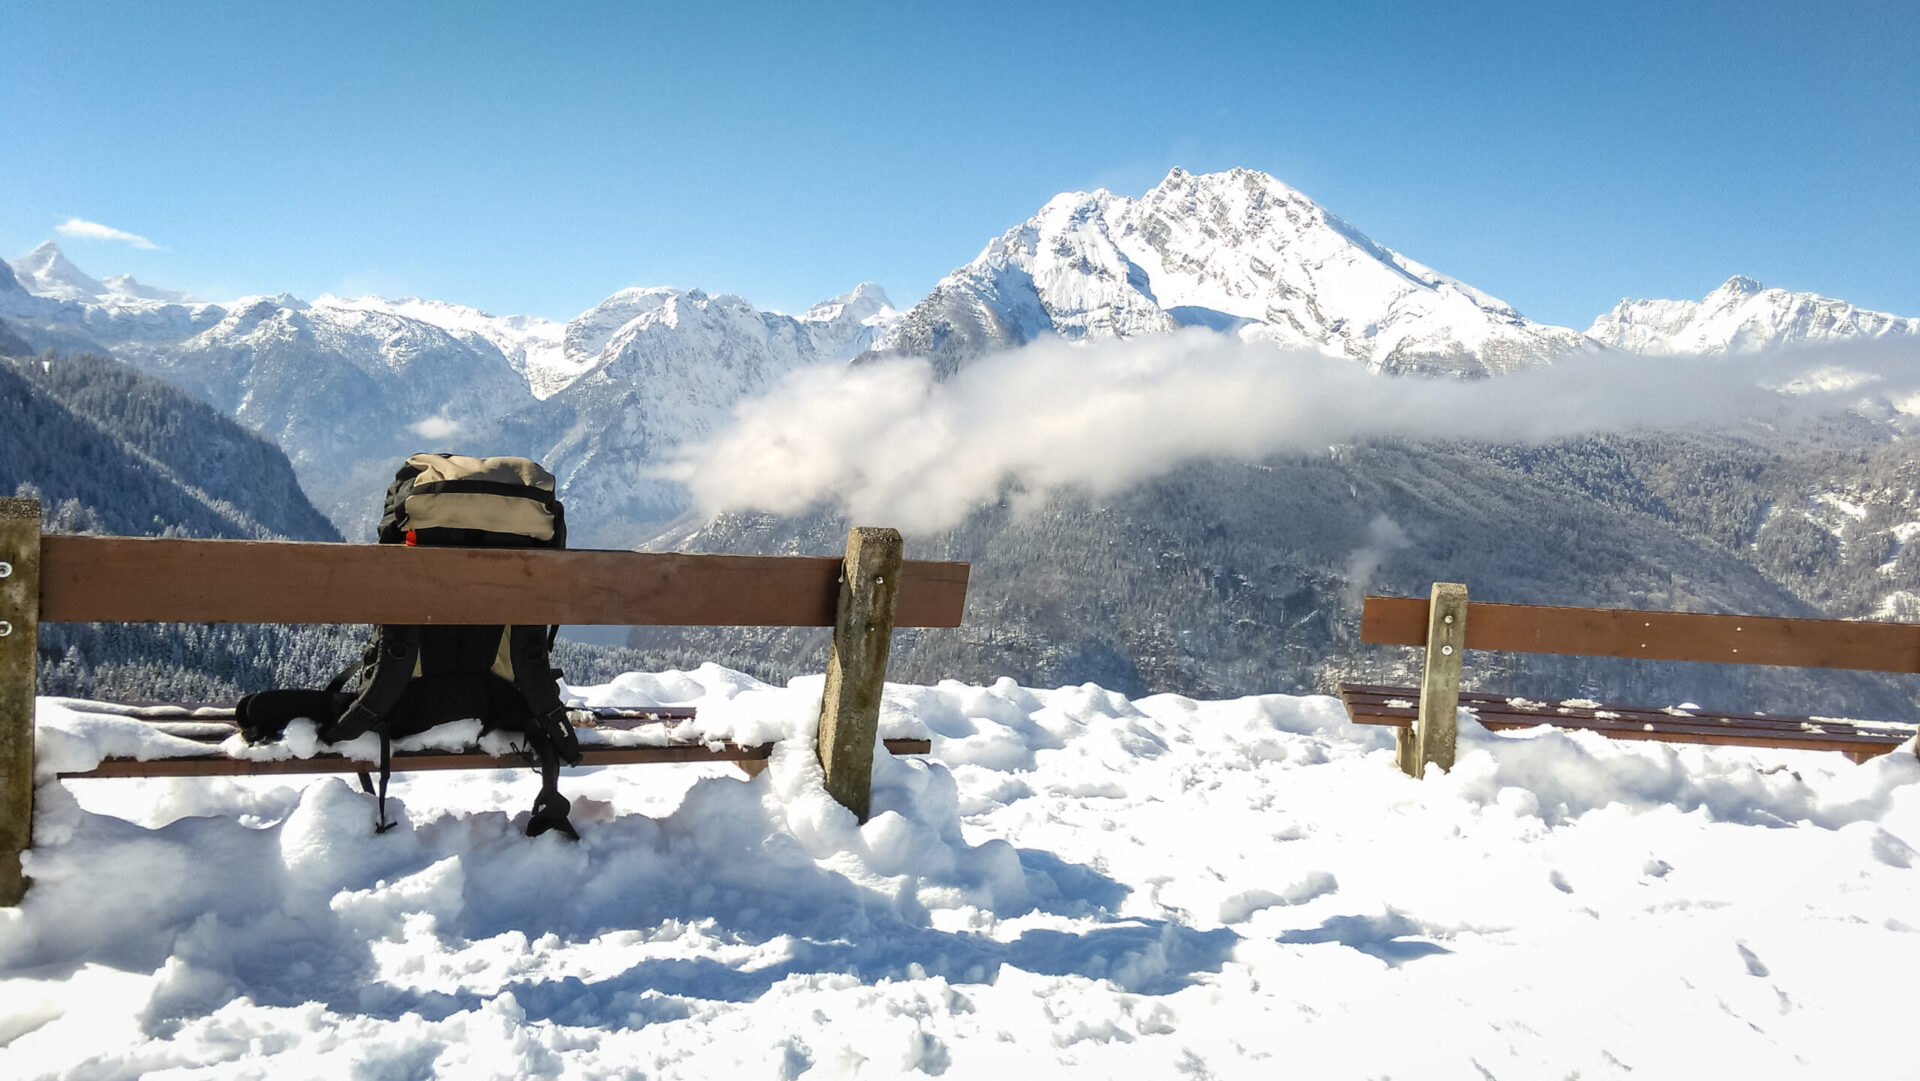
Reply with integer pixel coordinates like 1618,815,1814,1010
0,249,899,542
4,168,1919,715
7,167,1916,545
1587,274,1920,355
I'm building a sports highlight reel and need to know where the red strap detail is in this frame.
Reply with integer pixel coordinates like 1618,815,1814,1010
404,530,417,546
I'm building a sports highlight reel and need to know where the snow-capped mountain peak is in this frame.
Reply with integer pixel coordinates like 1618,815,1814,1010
7,242,202,310
10,241,109,302
804,281,895,326
313,293,567,388
100,273,196,304
1587,277,1920,355
874,167,1598,376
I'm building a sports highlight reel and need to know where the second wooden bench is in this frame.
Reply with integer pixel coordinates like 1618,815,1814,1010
1340,583,1919,777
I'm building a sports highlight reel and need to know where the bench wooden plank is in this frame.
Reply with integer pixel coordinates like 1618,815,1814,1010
1341,683,1911,737
1339,682,1912,758
1361,596,1920,673
39,536,972,629
57,738,934,780
50,702,702,726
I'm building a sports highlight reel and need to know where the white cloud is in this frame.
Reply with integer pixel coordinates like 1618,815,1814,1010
663,331,1920,535
410,415,462,440
55,217,162,250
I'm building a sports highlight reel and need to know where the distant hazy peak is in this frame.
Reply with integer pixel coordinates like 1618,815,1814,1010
8,241,203,307
805,281,895,324
1588,277,1919,355
101,273,196,304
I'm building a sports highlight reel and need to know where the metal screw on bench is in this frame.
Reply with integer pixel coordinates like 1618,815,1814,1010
0,623,10,638
0,562,10,578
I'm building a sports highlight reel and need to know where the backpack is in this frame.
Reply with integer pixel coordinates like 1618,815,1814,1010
237,453,585,838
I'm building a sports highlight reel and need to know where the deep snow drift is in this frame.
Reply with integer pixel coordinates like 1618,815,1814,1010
3,667,1916,1079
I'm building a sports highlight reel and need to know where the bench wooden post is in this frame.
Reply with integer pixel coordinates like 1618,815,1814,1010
816,526,903,822
1398,581,1466,778
0,499,40,905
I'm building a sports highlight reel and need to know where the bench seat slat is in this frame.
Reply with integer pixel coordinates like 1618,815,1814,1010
57,738,934,780
59,703,702,723
1339,683,1907,737
1338,682,1912,758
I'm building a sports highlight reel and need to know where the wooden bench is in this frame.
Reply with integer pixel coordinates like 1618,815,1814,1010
0,498,971,904
1339,583,1920,778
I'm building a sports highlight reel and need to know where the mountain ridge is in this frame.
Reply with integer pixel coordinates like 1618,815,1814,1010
7,175,1920,713
1588,275,1920,355
6,171,1916,545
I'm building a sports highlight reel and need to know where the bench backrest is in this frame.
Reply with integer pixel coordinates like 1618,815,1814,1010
1360,595,1920,673
37,536,971,627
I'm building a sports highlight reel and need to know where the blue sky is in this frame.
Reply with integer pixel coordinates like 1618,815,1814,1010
3,1,1915,328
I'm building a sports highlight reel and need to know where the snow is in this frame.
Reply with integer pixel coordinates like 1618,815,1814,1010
5,667,1917,1079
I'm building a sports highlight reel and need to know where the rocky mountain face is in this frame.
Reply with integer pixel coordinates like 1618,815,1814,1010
485,284,902,543
871,167,1601,377
1588,276,1920,355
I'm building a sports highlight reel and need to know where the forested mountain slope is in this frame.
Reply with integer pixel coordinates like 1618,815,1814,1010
5,352,339,541
0,344,358,700
635,420,1920,722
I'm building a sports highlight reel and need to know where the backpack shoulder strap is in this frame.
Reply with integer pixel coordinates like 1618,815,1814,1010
506,624,581,766
325,657,363,694
322,624,422,743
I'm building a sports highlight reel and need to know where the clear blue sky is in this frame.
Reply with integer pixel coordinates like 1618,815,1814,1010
3,0,1915,328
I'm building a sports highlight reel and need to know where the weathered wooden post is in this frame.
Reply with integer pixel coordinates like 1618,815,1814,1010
816,526,903,822
1398,581,1466,779
0,498,40,905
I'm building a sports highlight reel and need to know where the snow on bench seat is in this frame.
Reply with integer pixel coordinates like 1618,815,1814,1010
1337,681,1914,760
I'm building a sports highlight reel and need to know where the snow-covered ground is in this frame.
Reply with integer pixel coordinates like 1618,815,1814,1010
3,666,1917,1080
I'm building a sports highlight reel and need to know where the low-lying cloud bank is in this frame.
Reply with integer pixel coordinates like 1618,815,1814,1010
665,331,1920,534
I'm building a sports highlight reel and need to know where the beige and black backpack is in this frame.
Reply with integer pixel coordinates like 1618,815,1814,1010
238,453,583,837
